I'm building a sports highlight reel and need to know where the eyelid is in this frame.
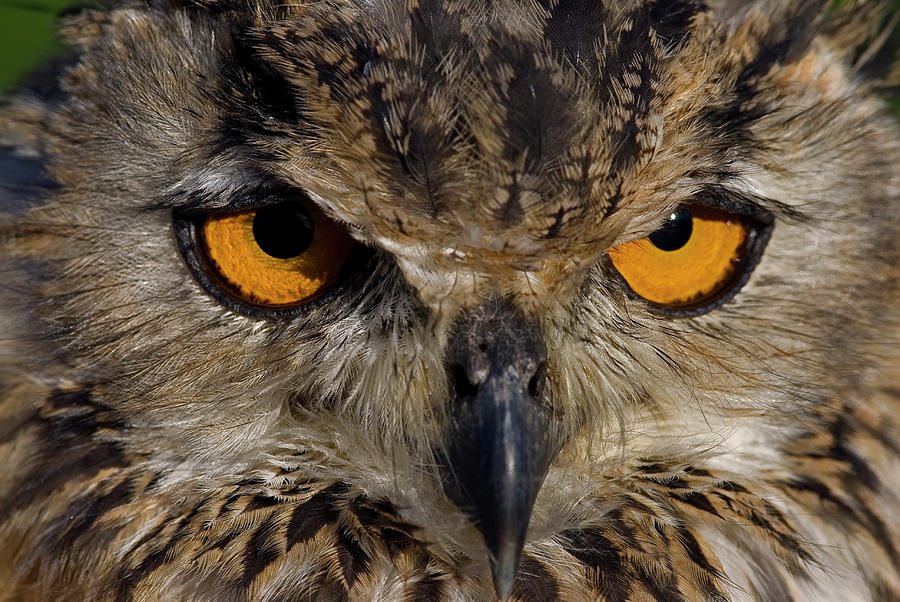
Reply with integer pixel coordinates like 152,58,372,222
685,186,777,225
173,192,292,217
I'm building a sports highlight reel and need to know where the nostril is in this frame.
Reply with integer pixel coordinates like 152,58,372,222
527,361,547,399
452,363,479,399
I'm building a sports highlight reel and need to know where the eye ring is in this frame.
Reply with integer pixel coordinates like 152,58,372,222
608,204,773,317
174,193,363,319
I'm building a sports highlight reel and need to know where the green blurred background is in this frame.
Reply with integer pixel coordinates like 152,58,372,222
1,0,900,94
0,0,83,91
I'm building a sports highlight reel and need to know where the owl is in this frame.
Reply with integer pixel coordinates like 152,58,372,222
1,0,899,599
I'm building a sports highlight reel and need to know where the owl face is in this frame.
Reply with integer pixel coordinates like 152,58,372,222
2,0,899,599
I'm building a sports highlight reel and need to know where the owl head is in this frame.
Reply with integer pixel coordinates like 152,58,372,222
1,0,898,598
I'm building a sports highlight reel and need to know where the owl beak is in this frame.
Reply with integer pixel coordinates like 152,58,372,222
441,299,559,601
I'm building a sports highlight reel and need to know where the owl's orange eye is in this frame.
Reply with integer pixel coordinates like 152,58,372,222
195,199,355,309
609,206,766,312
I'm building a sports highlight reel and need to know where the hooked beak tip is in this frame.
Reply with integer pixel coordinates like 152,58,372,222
489,542,522,600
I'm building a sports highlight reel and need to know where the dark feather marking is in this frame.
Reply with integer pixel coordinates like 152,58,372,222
376,524,419,559
635,463,668,473
205,530,239,552
541,0,607,75
606,7,657,176
555,151,600,224
234,476,268,487
781,411,897,564
562,528,629,602
672,525,730,601
402,126,439,214
698,101,767,153
58,477,135,547
672,491,721,517
353,497,402,524
735,0,822,90
633,560,684,602
759,499,791,531
408,0,466,72
43,386,128,432
352,497,417,540
327,6,466,211
607,508,641,552
700,1,821,149
852,502,899,565
364,76,413,181
0,388,128,519
544,206,567,239
123,519,171,564
115,500,208,602
684,466,713,478
498,174,525,224
217,30,307,150
849,399,900,455
547,3,663,183
218,492,244,517
785,476,853,506
489,36,576,174
784,474,897,563
673,524,720,577
405,572,444,602
335,525,372,587
240,513,283,589
285,482,348,549
350,496,423,571
745,509,796,555
244,494,280,513
265,21,376,105
595,5,652,97
609,111,641,177
648,0,704,49
828,413,881,491
512,555,559,601
752,499,811,562
718,480,749,494
311,40,375,99
306,576,350,602
377,64,457,215
653,520,670,547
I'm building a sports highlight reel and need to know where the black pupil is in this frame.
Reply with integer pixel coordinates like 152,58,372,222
252,203,314,259
648,208,693,252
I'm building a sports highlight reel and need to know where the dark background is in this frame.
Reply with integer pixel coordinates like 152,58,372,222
1,1,899,95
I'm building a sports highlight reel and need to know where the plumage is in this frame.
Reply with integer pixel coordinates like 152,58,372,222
1,0,899,600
